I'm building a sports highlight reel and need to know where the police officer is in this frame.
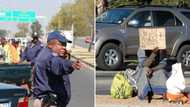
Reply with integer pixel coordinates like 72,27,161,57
33,31,81,107
21,33,44,65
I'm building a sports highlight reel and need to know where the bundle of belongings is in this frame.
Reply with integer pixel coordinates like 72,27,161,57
110,71,133,99
166,63,189,104
111,47,190,104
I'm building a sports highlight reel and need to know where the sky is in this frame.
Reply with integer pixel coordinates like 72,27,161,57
0,0,72,33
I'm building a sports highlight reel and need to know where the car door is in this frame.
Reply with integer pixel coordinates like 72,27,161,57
152,10,185,55
124,10,152,55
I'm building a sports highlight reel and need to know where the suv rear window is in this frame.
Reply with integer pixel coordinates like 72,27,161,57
153,11,175,27
96,9,134,24
181,11,190,19
153,11,182,27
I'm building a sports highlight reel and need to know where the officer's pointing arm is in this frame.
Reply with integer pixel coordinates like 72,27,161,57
50,57,74,75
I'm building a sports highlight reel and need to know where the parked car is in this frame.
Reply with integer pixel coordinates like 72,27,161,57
0,83,27,107
96,5,190,72
0,64,32,84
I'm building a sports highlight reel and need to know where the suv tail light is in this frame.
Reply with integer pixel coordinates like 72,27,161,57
17,97,28,107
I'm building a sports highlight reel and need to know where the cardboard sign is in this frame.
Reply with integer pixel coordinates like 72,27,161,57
139,28,166,50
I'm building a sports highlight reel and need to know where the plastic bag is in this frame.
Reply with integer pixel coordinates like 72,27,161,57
110,71,133,99
166,63,185,94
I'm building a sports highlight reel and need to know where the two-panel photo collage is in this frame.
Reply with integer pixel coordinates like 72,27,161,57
1,0,190,107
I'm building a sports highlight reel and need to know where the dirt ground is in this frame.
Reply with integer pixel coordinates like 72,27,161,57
96,95,190,107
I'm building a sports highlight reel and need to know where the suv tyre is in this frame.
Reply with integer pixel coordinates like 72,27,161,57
177,45,190,71
97,43,123,70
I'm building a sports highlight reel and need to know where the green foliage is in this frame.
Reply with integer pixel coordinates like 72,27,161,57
48,0,94,37
111,71,133,99
0,29,8,37
15,23,29,37
109,0,190,8
109,0,138,8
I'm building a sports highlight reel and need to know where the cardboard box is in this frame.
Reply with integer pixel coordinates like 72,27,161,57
139,28,166,50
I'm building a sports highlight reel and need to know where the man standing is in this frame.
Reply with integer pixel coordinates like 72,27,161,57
33,31,81,107
21,34,44,65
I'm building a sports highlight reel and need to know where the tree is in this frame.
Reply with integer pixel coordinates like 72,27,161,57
0,29,8,37
48,0,94,37
109,0,190,8
109,0,138,8
15,23,29,37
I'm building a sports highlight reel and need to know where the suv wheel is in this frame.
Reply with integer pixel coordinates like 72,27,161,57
96,43,123,70
177,45,190,71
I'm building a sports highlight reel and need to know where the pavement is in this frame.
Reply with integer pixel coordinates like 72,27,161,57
96,95,190,107
71,45,95,68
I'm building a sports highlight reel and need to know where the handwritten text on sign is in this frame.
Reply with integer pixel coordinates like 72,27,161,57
139,28,166,50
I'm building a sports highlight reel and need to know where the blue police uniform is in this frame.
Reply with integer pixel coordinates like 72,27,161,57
21,40,44,65
33,31,73,107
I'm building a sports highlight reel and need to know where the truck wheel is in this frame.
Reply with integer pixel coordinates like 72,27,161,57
177,45,190,71
96,43,123,70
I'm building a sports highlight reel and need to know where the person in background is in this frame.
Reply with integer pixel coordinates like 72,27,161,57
9,39,20,64
21,34,44,65
33,31,82,107
13,39,22,57
0,37,5,63
1,37,11,63
0,37,20,64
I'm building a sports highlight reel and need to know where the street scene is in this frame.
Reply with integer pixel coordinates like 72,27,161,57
96,0,190,107
0,0,94,107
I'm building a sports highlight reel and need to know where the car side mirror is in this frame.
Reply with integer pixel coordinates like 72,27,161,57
127,20,139,27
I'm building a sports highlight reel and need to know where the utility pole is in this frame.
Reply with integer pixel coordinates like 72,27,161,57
82,0,94,52
58,0,63,31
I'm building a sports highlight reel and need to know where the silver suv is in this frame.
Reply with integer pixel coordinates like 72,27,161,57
96,6,190,71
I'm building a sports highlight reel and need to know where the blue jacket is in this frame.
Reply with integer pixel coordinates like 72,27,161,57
21,41,44,64
33,47,74,106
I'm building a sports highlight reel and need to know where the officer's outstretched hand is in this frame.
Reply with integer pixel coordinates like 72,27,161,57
72,60,82,70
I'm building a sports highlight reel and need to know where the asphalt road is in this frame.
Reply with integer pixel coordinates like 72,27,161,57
67,65,94,107
96,70,115,95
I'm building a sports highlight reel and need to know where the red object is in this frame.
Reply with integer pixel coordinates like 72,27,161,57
85,36,92,44
17,97,28,107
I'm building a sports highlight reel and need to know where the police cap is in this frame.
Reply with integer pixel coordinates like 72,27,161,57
47,31,67,46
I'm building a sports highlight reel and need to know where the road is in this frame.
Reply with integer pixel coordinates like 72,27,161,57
96,70,116,95
68,38,94,107
67,65,94,107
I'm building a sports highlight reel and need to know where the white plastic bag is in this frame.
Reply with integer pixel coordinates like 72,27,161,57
166,63,185,94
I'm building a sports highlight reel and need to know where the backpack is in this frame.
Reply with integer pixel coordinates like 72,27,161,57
110,71,133,99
